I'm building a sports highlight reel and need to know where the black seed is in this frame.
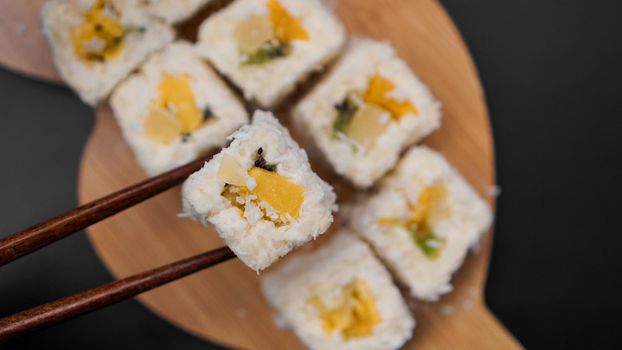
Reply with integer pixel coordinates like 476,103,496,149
334,101,348,112
254,148,276,172
332,96,358,136
203,106,214,121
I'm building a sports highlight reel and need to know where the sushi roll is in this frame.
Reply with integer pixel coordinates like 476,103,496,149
348,146,492,301
41,0,175,106
182,111,337,271
140,0,214,24
293,39,442,187
196,0,346,108
262,231,415,350
110,41,248,176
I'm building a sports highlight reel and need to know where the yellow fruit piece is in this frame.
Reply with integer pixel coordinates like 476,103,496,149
346,103,389,146
248,167,304,218
144,108,182,145
309,278,381,340
155,75,203,134
71,0,125,62
268,0,309,42
377,184,448,231
235,15,275,53
406,184,447,229
222,184,251,216
364,74,417,119
217,155,249,187
377,216,401,226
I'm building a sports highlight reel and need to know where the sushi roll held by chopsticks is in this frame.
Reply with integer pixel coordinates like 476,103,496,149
182,111,337,272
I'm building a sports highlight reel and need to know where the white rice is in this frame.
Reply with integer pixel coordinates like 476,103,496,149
182,111,336,271
262,231,414,350
196,0,346,107
348,146,492,301
293,38,442,187
110,41,249,176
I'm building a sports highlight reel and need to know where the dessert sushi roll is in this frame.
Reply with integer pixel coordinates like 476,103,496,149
41,0,175,105
294,39,441,187
196,0,346,108
262,231,415,350
348,146,492,301
182,111,337,272
110,41,249,176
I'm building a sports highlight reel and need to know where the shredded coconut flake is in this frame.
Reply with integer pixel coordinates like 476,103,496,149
378,112,391,125
462,300,475,311
439,304,455,316
488,185,502,198
247,177,257,190
387,87,410,102
235,308,249,319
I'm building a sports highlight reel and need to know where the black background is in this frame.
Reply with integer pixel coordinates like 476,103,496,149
1,1,621,349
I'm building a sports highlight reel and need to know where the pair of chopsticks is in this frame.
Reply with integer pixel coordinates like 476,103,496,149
0,148,235,343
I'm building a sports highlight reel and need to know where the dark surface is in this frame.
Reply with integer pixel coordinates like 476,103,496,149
0,1,620,349
0,247,234,343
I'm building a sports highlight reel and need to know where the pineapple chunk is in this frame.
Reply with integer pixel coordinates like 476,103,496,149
364,74,417,119
268,0,309,42
308,278,381,340
407,184,447,229
235,15,275,54
248,167,304,218
346,103,389,146
144,107,182,145
156,75,203,134
71,0,125,62
145,75,204,144
378,184,449,260
217,155,249,187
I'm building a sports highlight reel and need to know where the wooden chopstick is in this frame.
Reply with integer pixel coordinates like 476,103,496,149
0,150,217,267
0,246,235,343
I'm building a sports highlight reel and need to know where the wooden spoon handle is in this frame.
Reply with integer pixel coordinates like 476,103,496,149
0,247,235,343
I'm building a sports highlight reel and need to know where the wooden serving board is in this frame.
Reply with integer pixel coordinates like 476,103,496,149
1,0,522,348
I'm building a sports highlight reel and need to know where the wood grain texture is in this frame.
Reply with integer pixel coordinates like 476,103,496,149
0,0,522,348
0,0,61,83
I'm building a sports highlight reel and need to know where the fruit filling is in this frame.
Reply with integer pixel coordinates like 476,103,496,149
144,75,212,144
72,0,130,62
235,0,309,65
218,150,304,224
378,184,449,259
332,74,418,146
308,278,381,340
